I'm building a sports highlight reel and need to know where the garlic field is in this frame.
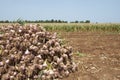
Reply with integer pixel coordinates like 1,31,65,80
0,23,120,80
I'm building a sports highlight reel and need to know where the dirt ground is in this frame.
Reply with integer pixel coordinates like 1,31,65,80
59,31,120,80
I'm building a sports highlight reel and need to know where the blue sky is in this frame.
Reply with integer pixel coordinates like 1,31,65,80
0,0,120,23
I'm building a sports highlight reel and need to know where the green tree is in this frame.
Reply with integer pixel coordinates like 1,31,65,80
51,19,54,23
58,20,61,23
85,20,90,23
75,20,79,23
80,21,84,23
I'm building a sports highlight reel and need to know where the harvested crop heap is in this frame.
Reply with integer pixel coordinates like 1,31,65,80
0,25,77,80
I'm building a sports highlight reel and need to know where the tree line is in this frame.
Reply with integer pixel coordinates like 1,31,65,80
0,19,90,23
70,20,90,23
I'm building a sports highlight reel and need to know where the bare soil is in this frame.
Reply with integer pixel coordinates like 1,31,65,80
59,31,120,80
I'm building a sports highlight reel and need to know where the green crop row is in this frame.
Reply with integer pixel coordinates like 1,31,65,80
42,23,120,32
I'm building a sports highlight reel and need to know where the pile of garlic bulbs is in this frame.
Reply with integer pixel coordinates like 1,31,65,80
0,24,77,80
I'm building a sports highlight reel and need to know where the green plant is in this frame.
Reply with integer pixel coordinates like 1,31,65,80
76,51,86,57
17,18,25,26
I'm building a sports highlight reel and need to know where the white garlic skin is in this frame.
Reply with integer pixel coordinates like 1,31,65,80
25,49,30,55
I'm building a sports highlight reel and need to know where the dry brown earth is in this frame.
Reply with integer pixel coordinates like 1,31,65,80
59,31,120,80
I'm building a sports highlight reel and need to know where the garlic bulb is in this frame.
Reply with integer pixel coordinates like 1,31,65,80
57,57,63,64
5,60,9,64
25,49,30,55
18,29,22,33
48,70,54,76
65,70,69,77
36,55,42,59
0,62,4,66
42,61,47,68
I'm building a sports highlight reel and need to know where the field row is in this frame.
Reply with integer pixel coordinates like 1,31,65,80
42,23,120,32
0,23,120,32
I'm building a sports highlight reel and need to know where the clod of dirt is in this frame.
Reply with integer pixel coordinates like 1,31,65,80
0,24,77,80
